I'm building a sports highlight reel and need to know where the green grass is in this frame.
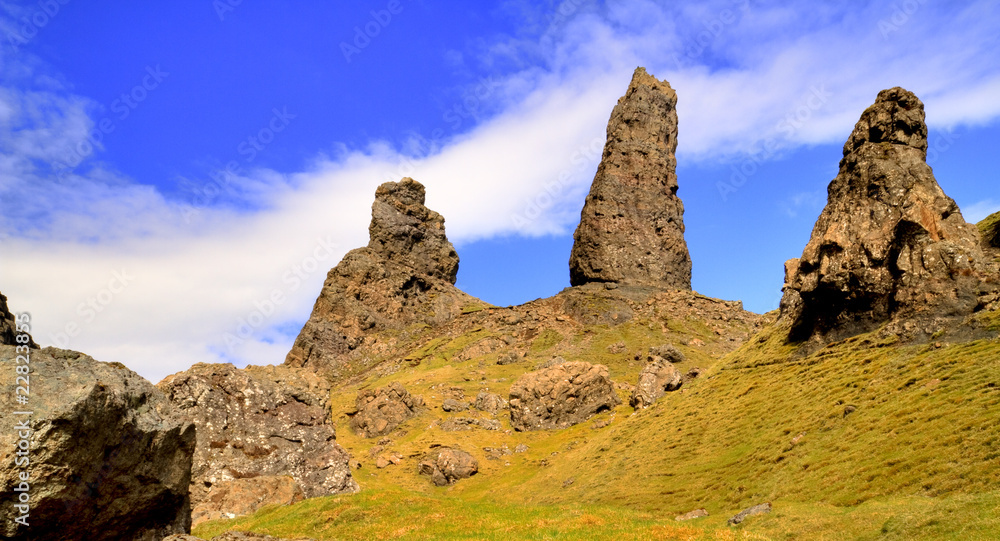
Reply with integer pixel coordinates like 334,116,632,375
198,297,1000,540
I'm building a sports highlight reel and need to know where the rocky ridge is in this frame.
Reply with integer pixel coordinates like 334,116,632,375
780,87,999,344
569,67,692,289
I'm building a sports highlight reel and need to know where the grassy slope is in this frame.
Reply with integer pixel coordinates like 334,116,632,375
196,305,1000,540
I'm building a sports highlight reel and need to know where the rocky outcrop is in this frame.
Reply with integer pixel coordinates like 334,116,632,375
509,361,620,431
157,363,357,526
630,355,683,409
569,67,692,289
285,178,480,378
349,381,424,438
0,346,195,541
0,291,37,347
781,87,998,343
474,391,508,414
417,448,479,486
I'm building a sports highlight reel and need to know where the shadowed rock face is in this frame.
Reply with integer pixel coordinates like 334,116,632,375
780,87,998,343
0,291,37,348
0,347,195,541
157,363,358,525
569,67,692,290
285,178,479,378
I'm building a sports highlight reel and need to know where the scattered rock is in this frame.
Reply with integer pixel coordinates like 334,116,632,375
536,356,567,370
649,343,685,363
418,448,479,486
474,391,508,414
689,338,705,347
562,477,576,488
0,346,195,541
728,502,772,525
780,87,998,344
675,508,709,521
509,361,621,431
483,445,513,460
843,404,857,418
569,67,692,289
630,356,683,409
442,398,470,412
285,178,482,378
349,382,424,438
158,363,357,525
684,367,703,380
514,444,529,453
497,351,523,365
591,417,612,429
606,341,628,354
440,417,501,431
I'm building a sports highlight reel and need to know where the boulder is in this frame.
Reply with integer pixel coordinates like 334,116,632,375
157,363,357,526
728,502,772,525
284,178,481,378
474,391,508,414
649,343,685,363
509,361,621,431
441,398,469,412
417,448,479,486
630,355,683,409
0,346,195,541
569,67,692,289
675,508,709,521
349,381,423,438
781,87,999,343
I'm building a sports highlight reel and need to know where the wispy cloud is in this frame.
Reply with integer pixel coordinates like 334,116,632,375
2,1,999,381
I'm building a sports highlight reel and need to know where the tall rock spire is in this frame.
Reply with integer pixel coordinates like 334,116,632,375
780,87,998,342
569,67,692,290
285,177,477,377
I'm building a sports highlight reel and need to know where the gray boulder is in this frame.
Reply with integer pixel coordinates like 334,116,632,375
630,355,683,409
509,361,620,431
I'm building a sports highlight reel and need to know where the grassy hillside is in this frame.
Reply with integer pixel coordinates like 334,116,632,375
196,294,1000,540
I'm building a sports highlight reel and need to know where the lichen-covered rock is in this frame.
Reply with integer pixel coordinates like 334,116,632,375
630,355,683,409
349,381,424,438
417,448,478,486
285,178,481,378
0,346,195,541
509,361,621,431
569,67,691,289
474,391,508,414
157,363,357,526
781,87,999,343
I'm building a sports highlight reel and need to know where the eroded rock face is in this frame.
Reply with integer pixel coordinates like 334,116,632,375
0,346,195,541
417,448,479,486
509,361,620,431
781,87,998,343
569,67,692,289
630,355,683,409
0,291,37,347
285,178,479,378
349,381,424,438
157,363,358,526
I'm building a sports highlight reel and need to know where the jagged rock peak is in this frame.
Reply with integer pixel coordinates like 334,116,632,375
780,87,997,343
369,177,459,283
284,177,477,377
569,66,692,290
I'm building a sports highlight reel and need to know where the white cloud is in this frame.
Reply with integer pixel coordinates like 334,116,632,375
2,1,999,382
962,199,1000,224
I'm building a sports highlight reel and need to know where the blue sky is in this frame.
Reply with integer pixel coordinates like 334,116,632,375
1,0,999,382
